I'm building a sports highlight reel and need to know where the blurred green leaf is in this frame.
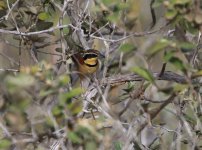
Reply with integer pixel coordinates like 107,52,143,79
67,100,82,115
39,89,55,97
38,12,50,20
166,9,178,19
174,0,190,5
192,70,202,78
5,74,35,89
165,55,187,72
179,42,195,52
133,67,154,83
52,105,63,116
0,139,11,149
164,51,174,61
107,13,119,22
148,39,170,56
59,88,84,104
57,75,70,86
152,0,164,8
85,141,97,150
119,43,136,53
67,131,82,144
173,83,188,92
0,1,6,10
114,141,122,150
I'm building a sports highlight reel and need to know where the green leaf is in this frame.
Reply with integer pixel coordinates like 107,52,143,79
132,67,154,83
5,74,35,89
57,75,70,86
0,139,11,149
39,89,55,97
59,88,84,104
167,56,187,72
38,12,50,20
114,141,122,150
164,51,174,61
107,13,120,22
0,1,6,10
148,39,170,56
67,100,82,115
174,0,190,5
152,0,164,8
52,105,63,116
67,131,82,144
166,9,178,19
179,42,195,52
85,141,97,150
173,83,188,92
119,43,136,52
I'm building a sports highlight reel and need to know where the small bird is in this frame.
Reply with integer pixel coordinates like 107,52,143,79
71,49,104,77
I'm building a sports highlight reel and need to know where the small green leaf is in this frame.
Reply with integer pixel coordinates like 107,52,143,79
175,0,190,5
119,43,136,52
164,51,174,62
179,42,195,52
67,131,82,144
57,75,70,86
168,57,187,72
38,12,49,20
5,74,35,89
0,1,6,10
107,13,119,22
52,105,63,116
148,39,170,56
85,141,97,150
152,0,164,8
166,9,178,19
133,67,154,83
39,89,55,97
67,100,82,115
59,88,84,104
192,70,202,78
114,141,122,150
0,139,11,149
173,83,188,92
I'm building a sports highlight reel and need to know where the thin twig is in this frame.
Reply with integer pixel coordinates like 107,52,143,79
90,21,171,42
0,68,19,72
0,25,70,36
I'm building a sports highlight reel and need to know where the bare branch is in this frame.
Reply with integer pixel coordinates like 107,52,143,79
102,71,187,85
0,25,70,36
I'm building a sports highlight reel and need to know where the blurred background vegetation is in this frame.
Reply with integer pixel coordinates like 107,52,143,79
0,0,202,149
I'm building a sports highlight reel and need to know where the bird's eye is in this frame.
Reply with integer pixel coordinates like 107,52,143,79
83,53,98,60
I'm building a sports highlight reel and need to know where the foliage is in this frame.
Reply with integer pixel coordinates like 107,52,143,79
0,0,202,149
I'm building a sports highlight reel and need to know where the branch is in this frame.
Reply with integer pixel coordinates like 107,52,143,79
102,71,187,85
90,21,171,42
0,25,70,36
66,1,89,50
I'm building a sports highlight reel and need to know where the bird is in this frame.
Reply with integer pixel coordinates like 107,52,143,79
70,49,105,115
71,49,105,78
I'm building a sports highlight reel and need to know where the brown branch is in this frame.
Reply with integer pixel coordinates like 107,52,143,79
118,83,145,117
137,93,177,135
102,71,187,85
